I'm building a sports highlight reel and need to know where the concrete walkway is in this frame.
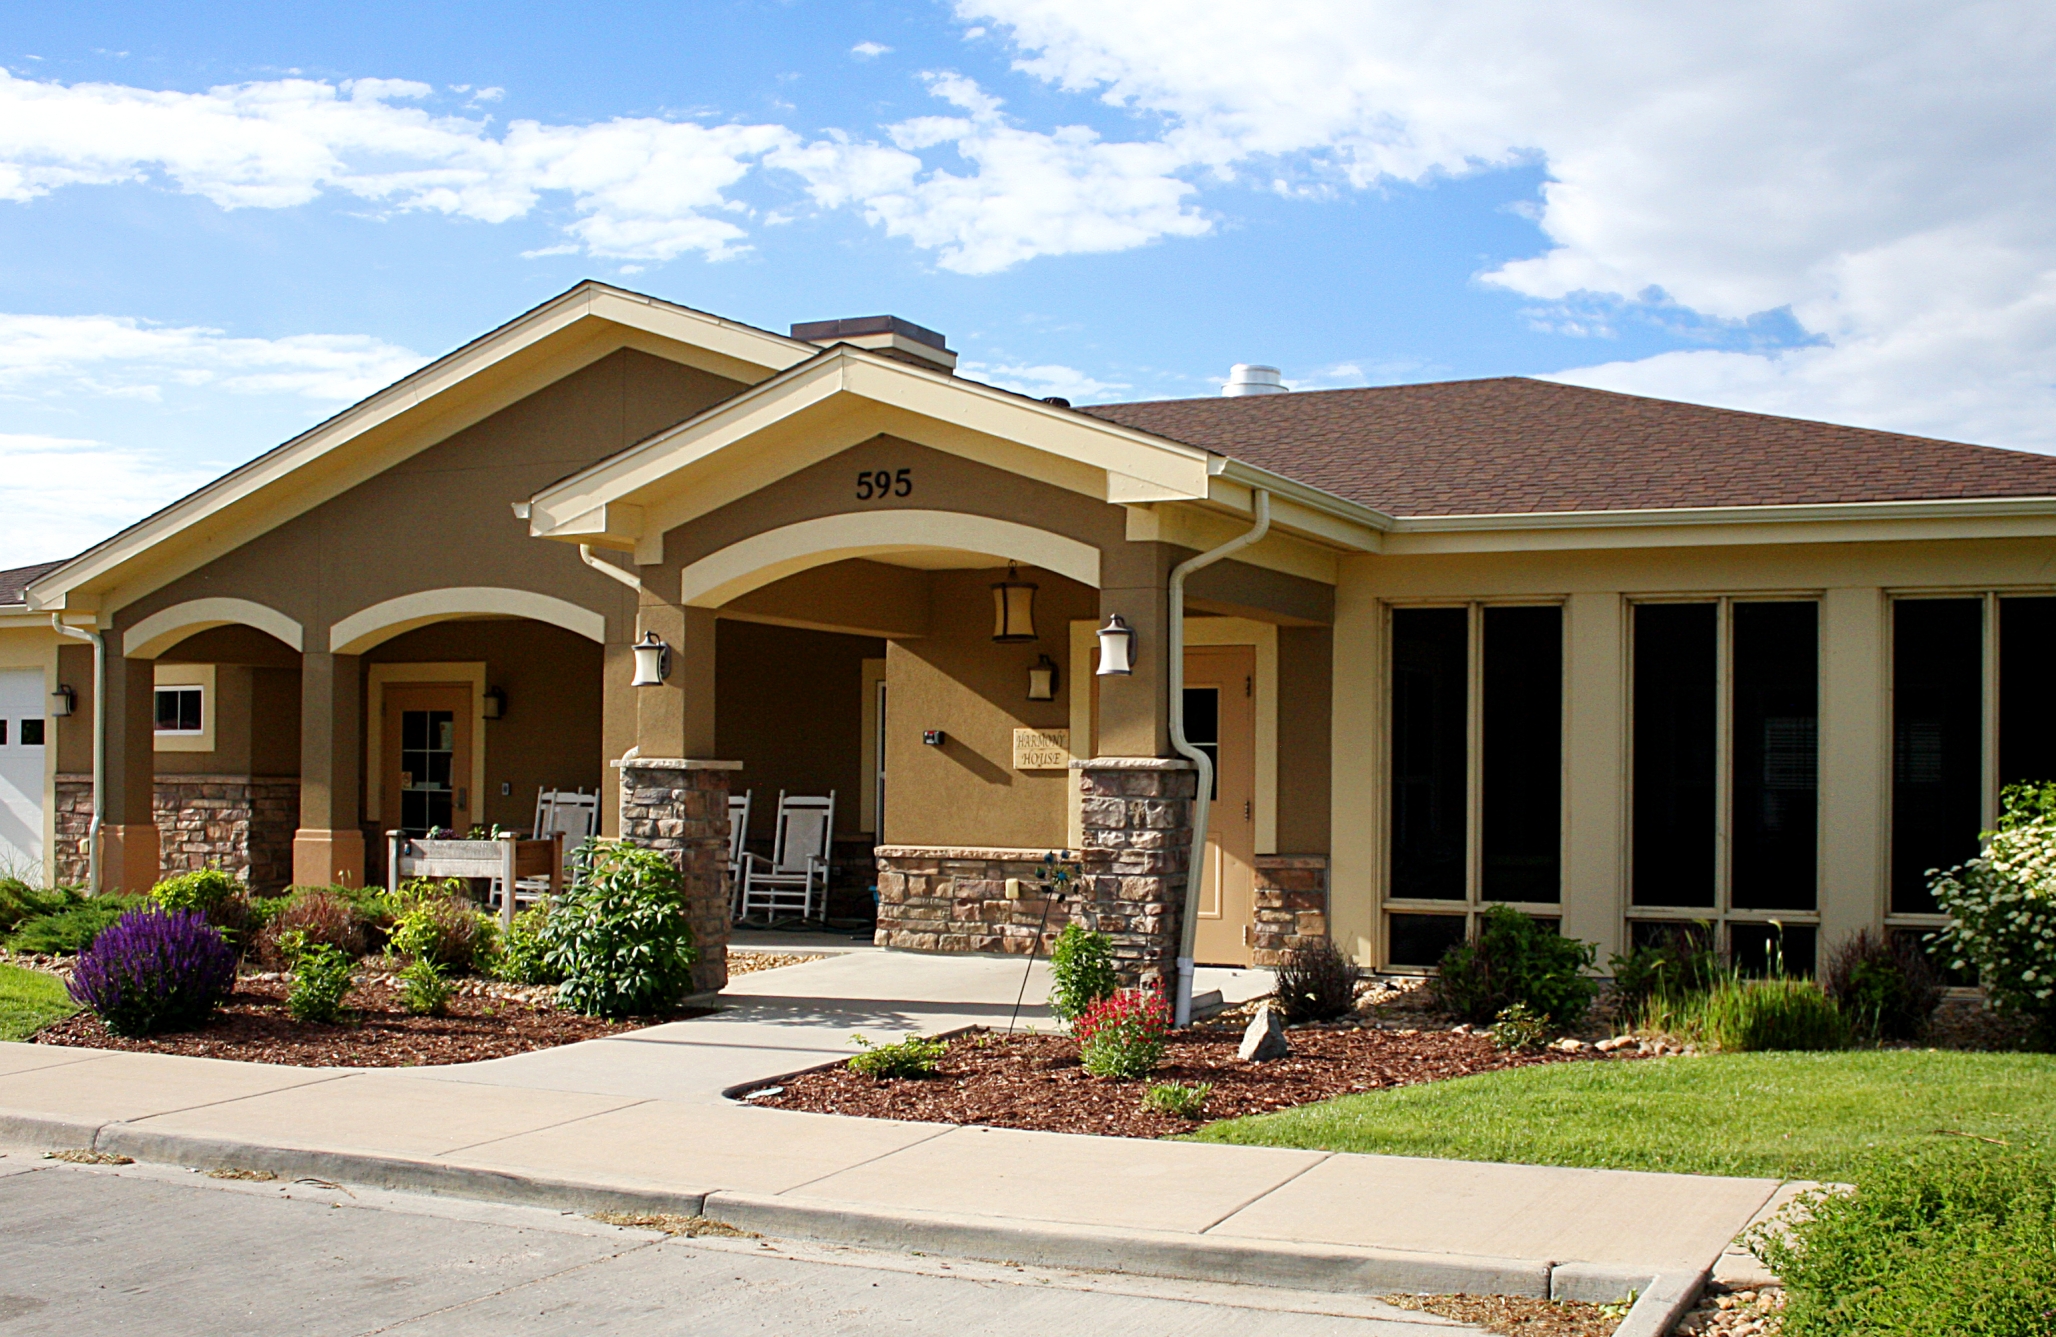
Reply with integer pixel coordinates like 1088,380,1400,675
0,954,1780,1332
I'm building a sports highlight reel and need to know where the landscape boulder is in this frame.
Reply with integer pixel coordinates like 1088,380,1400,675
1238,1004,1290,1062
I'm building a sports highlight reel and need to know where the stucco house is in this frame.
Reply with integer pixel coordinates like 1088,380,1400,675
6,281,2056,998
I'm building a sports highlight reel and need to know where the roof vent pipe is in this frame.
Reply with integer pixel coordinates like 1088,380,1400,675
1221,364,1288,397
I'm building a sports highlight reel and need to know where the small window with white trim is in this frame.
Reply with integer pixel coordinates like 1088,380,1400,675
155,685,203,734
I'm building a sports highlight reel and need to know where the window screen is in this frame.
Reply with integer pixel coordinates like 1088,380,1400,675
1731,602,1818,910
1891,599,1983,914
1390,607,1468,900
1481,605,1561,902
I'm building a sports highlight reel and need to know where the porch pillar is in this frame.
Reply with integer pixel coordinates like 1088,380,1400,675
620,595,731,992
1070,539,1193,991
293,650,365,886
100,652,160,893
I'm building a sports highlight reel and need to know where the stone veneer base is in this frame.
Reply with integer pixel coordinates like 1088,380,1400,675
617,757,734,994
54,774,299,894
1251,855,1330,968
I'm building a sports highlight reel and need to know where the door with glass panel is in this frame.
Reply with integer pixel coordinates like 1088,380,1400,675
1189,645,1258,966
382,683,472,835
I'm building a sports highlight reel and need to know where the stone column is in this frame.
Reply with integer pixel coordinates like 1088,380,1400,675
617,756,738,993
294,650,365,887
100,652,160,893
1071,756,1195,990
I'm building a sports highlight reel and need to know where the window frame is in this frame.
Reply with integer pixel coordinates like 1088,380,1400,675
151,663,216,753
1378,598,1569,971
1623,594,1826,962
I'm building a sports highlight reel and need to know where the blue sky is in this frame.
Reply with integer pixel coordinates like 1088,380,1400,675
2,1,2051,563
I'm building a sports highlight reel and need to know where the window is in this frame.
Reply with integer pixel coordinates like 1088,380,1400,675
1887,594,2056,922
1386,602,1564,967
1630,599,1820,974
154,685,203,734
18,719,42,747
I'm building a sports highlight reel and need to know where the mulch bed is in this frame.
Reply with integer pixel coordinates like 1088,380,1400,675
29,975,675,1067
753,1024,1636,1138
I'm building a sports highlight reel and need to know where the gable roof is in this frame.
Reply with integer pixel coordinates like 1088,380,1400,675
0,561,62,608
25,282,813,614
1083,377,2056,518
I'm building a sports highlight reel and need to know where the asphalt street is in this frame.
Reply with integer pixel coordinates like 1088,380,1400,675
0,1150,1477,1336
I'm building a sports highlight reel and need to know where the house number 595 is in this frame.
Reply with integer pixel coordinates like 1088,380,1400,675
856,469,912,500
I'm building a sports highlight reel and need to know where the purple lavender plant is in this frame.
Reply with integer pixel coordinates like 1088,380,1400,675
66,908,236,1037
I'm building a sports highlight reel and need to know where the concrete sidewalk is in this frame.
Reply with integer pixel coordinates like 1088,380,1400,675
0,954,1781,1333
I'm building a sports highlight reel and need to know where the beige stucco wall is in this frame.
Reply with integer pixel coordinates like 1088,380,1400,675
716,619,884,842
1330,534,2056,970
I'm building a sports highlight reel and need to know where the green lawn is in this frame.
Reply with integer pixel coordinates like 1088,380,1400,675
1188,1051,2056,1181
0,963,76,1041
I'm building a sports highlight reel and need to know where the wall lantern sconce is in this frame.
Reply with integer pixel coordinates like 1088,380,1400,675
922,730,947,747
1095,614,1136,676
482,687,507,720
1026,654,1059,701
50,684,76,718
630,631,671,686
990,564,1038,643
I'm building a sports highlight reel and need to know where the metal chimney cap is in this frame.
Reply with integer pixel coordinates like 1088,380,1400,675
1222,364,1289,397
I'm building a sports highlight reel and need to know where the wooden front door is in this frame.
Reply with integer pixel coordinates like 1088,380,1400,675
383,683,473,835
1188,645,1258,967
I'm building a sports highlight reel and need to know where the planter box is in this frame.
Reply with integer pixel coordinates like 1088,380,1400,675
385,832,563,926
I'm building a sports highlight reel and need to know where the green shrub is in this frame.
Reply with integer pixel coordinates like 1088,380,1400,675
1930,781,2056,1048
6,895,149,955
398,958,451,1017
0,879,83,934
1049,923,1118,1023
539,844,698,1017
386,886,497,974
281,932,356,1023
847,1032,948,1078
1489,1001,1551,1050
491,903,564,985
149,869,242,916
1825,928,1943,1043
1434,905,1599,1028
1690,976,1850,1052
1750,1144,2056,1337
1606,923,1719,1016
1273,939,1359,1023
1142,1081,1212,1120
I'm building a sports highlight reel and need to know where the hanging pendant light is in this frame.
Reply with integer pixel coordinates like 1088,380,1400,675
991,563,1039,643
1026,653,1059,701
630,630,671,686
1095,614,1135,675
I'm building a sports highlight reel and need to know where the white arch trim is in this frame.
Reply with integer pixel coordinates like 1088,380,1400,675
328,587,606,655
680,509,1102,608
124,598,305,659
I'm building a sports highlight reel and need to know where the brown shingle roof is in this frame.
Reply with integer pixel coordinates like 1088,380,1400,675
1080,377,2056,517
0,561,62,607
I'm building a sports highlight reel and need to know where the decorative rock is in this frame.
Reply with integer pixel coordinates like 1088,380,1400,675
1550,1037,1591,1052
1238,1004,1291,1062
1595,1035,1638,1052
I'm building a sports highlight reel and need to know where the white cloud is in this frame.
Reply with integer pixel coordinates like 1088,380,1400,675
0,69,797,261
1,433,219,565
0,311,426,405
775,72,1208,273
958,358,1130,401
960,1,2056,446
851,42,894,59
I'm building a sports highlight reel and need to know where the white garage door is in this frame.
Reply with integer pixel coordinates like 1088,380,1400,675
0,668,46,878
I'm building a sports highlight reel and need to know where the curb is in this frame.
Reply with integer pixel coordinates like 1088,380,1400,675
4,1108,1705,1322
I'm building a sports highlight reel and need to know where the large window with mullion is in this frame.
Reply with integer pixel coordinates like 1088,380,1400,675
1386,602,1564,968
1630,599,1820,973
1889,595,2056,921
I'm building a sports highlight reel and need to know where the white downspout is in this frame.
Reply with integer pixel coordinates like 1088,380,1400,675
1167,490,1271,1027
51,614,105,896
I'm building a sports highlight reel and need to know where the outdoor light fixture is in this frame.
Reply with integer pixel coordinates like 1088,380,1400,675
630,631,671,686
990,564,1038,643
1095,614,1136,676
1026,654,1059,701
50,685,75,718
482,687,506,720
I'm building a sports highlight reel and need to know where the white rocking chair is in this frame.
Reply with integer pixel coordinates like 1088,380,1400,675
492,787,598,913
739,790,834,923
726,789,754,918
